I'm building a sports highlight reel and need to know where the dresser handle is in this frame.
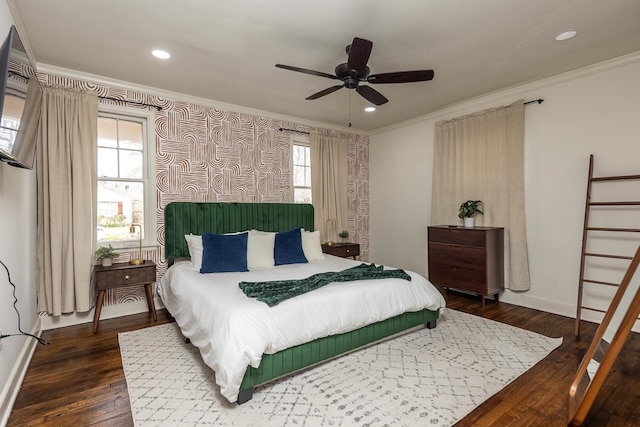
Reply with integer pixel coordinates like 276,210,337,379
346,249,351,253
124,275,130,280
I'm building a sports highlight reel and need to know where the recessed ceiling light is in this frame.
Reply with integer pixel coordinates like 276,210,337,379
364,107,376,112
152,49,171,59
555,30,577,41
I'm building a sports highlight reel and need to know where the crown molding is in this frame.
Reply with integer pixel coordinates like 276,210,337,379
5,0,38,69
36,63,368,136
371,50,640,135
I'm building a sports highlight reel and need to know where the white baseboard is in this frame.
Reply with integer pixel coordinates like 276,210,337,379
501,291,578,319
40,298,165,330
0,319,41,427
500,290,640,334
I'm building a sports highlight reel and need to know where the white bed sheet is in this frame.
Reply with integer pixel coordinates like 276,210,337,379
158,255,446,402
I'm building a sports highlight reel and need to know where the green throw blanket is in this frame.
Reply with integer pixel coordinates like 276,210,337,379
239,263,411,307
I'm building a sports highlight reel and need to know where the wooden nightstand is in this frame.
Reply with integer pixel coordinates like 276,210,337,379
321,242,360,259
92,260,157,333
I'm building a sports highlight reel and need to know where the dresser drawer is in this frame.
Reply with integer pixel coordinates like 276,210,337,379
428,227,487,247
428,242,486,269
428,262,487,294
95,263,156,290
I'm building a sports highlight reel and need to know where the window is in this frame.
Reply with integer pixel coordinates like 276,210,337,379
292,141,311,203
97,105,156,250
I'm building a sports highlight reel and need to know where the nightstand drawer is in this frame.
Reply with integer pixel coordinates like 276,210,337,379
321,243,360,258
428,227,487,247
428,243,486,269
95,263,156,290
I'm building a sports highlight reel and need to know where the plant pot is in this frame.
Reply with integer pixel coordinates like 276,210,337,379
101,258,113,267
463,217,475,228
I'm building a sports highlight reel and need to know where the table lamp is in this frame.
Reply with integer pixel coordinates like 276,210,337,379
325,218,336,246
129,223,144,265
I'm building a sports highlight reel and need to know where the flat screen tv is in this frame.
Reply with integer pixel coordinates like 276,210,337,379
0,25,41,169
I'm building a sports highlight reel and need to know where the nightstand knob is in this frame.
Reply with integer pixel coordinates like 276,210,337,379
124,275,130,280
346,249,351,253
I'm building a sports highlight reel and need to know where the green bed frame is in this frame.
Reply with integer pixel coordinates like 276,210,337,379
163,202,439,404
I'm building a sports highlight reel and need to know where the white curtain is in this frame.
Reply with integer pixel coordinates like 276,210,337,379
431,100,530,291
309,133,348,243
36,86,98,315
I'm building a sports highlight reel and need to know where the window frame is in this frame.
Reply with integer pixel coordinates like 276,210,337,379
291,135,311,203
96,103,157,251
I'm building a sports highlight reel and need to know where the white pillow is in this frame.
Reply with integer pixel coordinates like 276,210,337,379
247,230,276,270
301,229,325,262
184,234,203,270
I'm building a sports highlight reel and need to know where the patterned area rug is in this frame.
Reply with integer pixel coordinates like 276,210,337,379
118,309,562,426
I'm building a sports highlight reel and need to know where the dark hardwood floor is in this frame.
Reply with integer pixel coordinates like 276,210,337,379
7,290,640,426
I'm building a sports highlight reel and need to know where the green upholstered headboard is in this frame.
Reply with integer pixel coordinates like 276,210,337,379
164,202,314,261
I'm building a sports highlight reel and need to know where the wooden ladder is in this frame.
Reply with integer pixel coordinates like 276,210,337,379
575,154,640,336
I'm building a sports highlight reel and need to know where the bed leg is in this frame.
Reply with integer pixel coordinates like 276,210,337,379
426,319,437,329
237,387,254,405
184,337,191,344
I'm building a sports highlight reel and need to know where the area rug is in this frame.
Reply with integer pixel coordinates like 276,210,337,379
118,309,562,426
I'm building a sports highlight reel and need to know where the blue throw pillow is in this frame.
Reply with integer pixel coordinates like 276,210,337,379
200,232,248,273
274,227,308,266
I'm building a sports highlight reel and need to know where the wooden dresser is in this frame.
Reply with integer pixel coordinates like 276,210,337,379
427,225,504,307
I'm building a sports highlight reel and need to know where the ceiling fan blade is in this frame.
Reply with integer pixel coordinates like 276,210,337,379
356,85,388,105
275,64,338,80
306,85,344,100
346,37,372,77
368,70,435,84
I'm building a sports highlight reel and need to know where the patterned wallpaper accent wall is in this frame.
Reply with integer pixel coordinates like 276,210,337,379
41,73,369,308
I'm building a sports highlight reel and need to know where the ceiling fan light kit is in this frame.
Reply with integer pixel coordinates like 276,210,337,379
276,37,434,106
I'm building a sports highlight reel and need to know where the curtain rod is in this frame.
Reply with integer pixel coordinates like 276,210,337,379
9,71,163,111
8,70,29,80
524,98,544,105
278,127,309,135
279,99,544,134
99,96,163,111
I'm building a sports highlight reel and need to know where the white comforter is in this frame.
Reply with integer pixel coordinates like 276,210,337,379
158,255,446,402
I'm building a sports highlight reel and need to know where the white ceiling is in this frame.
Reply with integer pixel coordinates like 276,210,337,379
8,0,640,131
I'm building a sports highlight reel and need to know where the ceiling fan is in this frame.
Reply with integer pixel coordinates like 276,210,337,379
275,37,434,106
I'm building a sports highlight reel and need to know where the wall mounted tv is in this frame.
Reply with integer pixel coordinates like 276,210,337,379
0,25,41,169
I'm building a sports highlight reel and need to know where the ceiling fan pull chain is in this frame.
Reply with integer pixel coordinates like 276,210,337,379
348,90,352,127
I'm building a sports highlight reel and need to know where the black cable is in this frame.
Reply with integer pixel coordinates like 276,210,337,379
0,259,49,346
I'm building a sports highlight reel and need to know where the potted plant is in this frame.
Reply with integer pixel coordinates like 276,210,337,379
458,200,483,228
95,244,120,267
338,230,349,243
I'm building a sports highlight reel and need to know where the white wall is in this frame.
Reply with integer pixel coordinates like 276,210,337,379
370,53,640,321
0,2,40,424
